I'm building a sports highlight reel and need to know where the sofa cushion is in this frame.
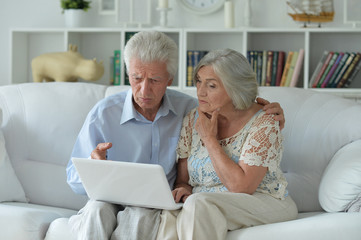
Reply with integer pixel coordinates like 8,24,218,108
258,87,361,212
0,203,76,240
0,83,104,209
226,212,361,240
0,108,27,203
319,139,361,212
44,218,75,240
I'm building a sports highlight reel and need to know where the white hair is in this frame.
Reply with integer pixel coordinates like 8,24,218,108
124,31,178,79
194,49,258,110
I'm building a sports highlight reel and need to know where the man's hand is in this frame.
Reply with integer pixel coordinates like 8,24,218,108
90,142,112,160
256,97,285,130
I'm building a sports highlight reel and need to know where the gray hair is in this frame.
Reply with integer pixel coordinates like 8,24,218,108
194,49,258,110
124,31,178,79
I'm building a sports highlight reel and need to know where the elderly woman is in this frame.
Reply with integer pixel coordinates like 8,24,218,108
157,49,298,240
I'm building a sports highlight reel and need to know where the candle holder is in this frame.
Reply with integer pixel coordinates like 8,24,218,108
157,7,172,27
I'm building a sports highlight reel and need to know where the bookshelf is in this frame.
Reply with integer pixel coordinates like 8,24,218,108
10,27,361,99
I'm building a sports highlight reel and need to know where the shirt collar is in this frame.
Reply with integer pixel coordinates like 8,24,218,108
120,89,177,125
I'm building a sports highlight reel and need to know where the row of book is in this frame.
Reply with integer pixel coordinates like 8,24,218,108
186,50,209,86
247,50,304,87
110,50,121,85
109,32,138,85
310,51,361,88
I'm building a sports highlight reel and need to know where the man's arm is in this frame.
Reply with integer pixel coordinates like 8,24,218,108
256,97,285,130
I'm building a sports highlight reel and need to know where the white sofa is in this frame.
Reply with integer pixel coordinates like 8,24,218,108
1,82,361,240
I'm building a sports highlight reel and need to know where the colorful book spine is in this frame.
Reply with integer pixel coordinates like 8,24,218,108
343,53,361,88
321,52,344,88
186,50,209,87
312,52,334,88
266,51,274,86
309,51,329,87
113,50,121,85
261,50,267,86
123,32,137,85
331,53,355,88
289,49,304,87
280,51,294,87
271,51,278,86
326,52,349,88
317,52,339,88
256,51,263,85
337,53,361,88
284,51,299,87
276,51,285,86
187,51,194,86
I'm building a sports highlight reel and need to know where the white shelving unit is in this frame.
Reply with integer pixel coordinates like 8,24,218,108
10,27,361,99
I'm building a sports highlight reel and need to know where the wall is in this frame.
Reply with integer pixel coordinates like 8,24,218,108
0,0,348,86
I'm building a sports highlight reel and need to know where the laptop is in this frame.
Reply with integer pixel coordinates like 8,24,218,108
71,157,183,210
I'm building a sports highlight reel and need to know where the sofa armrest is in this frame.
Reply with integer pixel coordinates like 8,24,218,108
319,139,361,212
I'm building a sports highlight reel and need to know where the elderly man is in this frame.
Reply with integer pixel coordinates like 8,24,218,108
66,31,285,240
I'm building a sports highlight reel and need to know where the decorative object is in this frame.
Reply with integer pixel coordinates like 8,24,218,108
31,44,104,82
61,0,91,27
179,0,225,15
224,1,234,28
286,0,334,28
116,0,151,27
243,0,251,27
99,0,116,15
157,0,171,27
344,0,361,28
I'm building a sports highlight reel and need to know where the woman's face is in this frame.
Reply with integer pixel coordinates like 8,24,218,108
196,65,233,114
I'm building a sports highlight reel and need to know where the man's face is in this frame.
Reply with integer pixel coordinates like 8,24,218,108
128,58,173,121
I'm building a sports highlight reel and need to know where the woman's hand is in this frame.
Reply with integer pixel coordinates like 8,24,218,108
195,108,220,141
172,187,192,203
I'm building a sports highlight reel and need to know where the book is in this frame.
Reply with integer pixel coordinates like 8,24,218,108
331,53,356,88
284,51,299,87
123,32,138,85
187,51,194,86
271,51,278,86
317,52,339,88
256,51,263,85
309,51,329,87
113,50,121,85
344,53,361,88
261,50,268,86
326,52,349,88
312,52,334,88
337,52,361,88
252,51,258,79
276,51,285,86
186,50,209,87
289,49,304,87
321,52,344,88
266,51,274,86
280,51,294,87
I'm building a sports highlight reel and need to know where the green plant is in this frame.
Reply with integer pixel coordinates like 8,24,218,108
61,0,91,13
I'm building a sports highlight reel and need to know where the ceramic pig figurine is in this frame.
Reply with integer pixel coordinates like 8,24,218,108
31,44,104,82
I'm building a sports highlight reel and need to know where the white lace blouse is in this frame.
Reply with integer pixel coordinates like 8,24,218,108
176,108,288,200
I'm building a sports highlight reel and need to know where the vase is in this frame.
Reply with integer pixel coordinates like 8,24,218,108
64,9,86,28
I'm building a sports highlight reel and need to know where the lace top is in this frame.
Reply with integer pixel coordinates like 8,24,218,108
177,108,288,200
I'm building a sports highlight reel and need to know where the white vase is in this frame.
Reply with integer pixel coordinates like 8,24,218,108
64,9,86,28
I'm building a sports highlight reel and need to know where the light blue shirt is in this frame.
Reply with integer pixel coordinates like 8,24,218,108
66,89,197,195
